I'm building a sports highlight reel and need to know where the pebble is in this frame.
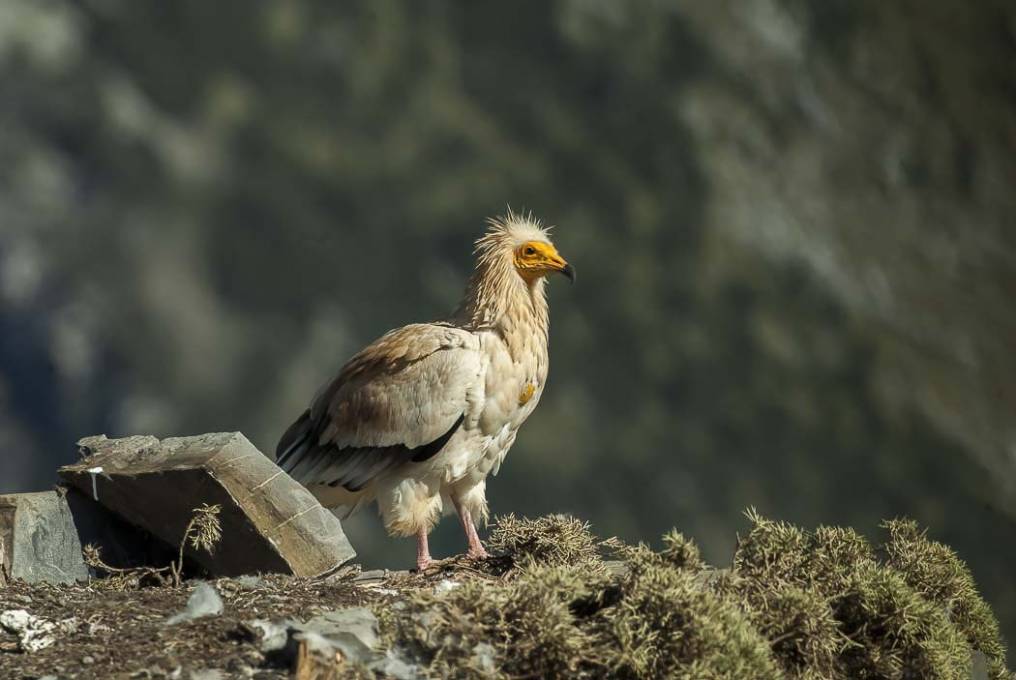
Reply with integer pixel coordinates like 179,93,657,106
165,583,224,626
433,579,461,595
352,569,387,583
87,621,112,635
190,669,224,680
232,575,263,590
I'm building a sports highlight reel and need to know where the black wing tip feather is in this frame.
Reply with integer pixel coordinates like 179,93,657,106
279,411,465,491
410,413,464,462
275,409,312,467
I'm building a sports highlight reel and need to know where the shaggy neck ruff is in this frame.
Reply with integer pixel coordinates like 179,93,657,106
454,219,551,358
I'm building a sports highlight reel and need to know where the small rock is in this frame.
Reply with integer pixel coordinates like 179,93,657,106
352,569,387,583
245,607,425,678
233,575,263,589
0,609,31,631
371,648,424,680
0,609,78,652
321,564,359,582
225,655,257,678
87,621,112,635
246,619,290,653
190,670,224,680
471,642,496,673
433,579,461,595
0,491,89,584
971,650,989,680
299,607,378,662
165,583,224,625
82,655,95,665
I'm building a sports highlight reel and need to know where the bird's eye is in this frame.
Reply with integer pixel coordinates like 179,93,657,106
524,246,536,256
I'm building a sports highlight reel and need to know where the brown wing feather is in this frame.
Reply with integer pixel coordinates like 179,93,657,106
276,323,480,491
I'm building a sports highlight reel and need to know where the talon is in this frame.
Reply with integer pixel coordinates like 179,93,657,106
467,547,489,560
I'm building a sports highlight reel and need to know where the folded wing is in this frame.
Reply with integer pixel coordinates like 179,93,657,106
276,323,482,491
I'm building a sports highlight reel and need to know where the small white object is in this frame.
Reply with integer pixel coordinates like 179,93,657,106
86,466,104,500
165,582,224,625
0,609,78,652
433,579,462,595
0,609,32,632
247,619,290,653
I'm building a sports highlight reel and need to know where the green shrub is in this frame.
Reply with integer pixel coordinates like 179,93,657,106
882,519,1008,679
598,542,780,679
377,513,1009,679
488,513,603,570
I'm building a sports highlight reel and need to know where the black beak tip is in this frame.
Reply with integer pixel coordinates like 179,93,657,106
562,263,576,283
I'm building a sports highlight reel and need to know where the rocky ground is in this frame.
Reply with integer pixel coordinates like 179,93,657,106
0,514,1010,680
0,570,385,679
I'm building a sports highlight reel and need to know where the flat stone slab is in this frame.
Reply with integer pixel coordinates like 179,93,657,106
0,491,88,585
59,432,355,578
0,488,180,586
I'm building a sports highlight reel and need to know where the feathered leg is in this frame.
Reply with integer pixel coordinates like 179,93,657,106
416,527,433,571
454,501,488,559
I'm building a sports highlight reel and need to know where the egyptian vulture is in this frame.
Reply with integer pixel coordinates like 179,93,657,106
276,213,573,570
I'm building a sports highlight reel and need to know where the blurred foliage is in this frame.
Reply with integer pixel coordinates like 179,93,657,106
1,0,1014,649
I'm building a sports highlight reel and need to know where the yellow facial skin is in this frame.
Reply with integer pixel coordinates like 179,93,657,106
513,241,575,283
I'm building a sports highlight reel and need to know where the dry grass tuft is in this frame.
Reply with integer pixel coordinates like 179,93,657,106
881,518,1008,679
488,513,603,570
83,503,223,588
379,511,1009,679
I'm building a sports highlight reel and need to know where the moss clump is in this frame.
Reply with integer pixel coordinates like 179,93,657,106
734,510,1007,679
660,529,705,571
391,565,610,678
882,518,1008,679
734,509,877,594
377,513,1009,679
739,582,841,679
599,539,779,679
833,564,971,678
488,513,603,569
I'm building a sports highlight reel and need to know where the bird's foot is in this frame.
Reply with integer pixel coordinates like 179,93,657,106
466,545,489,560
415,526,436,573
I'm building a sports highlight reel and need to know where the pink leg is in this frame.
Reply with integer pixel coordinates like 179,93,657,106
455,502,488,559
416,526,433,571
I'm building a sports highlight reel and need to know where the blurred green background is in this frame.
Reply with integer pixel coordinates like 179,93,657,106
2,0,1014,648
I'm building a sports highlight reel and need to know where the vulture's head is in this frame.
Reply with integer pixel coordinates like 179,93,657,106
475,212,575,285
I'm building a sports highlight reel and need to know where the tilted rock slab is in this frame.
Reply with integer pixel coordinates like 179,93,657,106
59,432,355,578
1,487,181,586
0,491,89,585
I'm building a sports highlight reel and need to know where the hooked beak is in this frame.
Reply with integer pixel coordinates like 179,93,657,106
545,253,575,284
533,243,575,284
